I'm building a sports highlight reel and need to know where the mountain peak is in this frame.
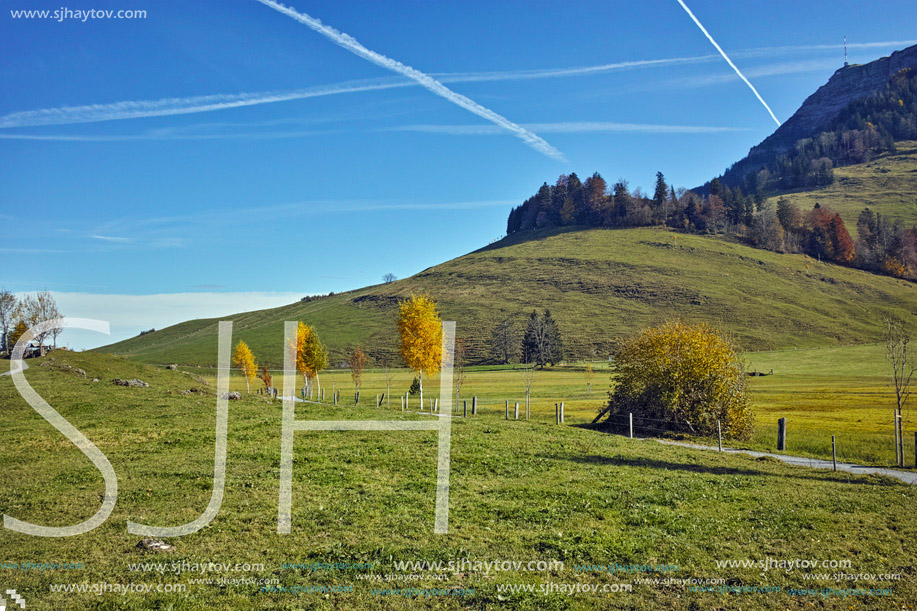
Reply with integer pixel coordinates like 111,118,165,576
760,43,917,153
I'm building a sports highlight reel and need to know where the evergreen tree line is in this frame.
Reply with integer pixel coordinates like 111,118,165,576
505,170,763,236
505,170,917,280
506,171,683,235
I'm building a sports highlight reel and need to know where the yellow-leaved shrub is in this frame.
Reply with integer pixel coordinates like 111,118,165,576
607,321,754,440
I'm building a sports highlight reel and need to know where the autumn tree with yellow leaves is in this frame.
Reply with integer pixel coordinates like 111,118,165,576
397,295,442,410
295,322,328,399
599,321,754,440
233,340,257,393
8,320,28,352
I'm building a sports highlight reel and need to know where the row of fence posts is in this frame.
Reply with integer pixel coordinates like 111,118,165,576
770,414,915,469
780,414,914,468
250,385,560,426
374,394,569,425
250,389,915,467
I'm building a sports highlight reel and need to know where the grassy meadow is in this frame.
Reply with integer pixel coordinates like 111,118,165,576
182,341,912,468
0,349,915,610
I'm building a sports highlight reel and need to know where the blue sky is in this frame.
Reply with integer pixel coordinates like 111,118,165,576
1,0,915,347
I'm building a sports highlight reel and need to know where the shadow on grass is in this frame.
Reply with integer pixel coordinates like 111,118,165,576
545,452,903,486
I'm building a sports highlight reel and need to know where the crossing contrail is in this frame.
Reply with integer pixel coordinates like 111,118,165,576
253,0,565,161
675,0,782,126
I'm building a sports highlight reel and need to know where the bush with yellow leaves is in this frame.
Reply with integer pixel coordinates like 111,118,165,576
605,321,754,440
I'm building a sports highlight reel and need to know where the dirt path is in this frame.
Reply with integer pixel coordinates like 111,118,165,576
654,438,917,485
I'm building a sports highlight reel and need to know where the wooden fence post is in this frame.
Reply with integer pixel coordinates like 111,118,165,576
505,400,509,420
555,403,559,424
717,420,722,452
514,402,519,420
463,400,467,418
434,398,439,412
777,417,787,451
401,395,405,412
629,413,633,439
560,402,564,423
832,435,837,471
472,396,477,416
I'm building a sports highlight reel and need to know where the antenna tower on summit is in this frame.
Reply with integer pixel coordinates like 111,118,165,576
844,36,848,67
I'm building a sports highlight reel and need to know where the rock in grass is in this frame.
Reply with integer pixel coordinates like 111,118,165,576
38,361,86,377
221,391,242,400
135,538,173,553
166,364,178,370
112,378,149,388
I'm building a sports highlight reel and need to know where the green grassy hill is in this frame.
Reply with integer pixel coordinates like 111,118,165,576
98,226,917,367
764,140,917,233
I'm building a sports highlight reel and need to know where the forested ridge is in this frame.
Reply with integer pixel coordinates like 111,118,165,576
506,69,917,280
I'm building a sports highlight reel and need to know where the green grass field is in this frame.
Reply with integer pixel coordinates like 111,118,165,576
765,141,917,234
1,350,914,610
163,340,911,468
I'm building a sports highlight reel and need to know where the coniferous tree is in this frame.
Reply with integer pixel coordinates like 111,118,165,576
652,171,668,223
542,309,563,365
521,310,563,367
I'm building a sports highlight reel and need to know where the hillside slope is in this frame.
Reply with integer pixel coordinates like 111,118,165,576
99,227,917,366
764,140,917,233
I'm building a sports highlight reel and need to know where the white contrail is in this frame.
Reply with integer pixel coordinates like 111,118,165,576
435,55,719,82
388,122,748,135
0,79,407,128
252,0,565,161
675,0,781,127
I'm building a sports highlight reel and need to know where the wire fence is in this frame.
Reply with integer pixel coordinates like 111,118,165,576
215,368,916,469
